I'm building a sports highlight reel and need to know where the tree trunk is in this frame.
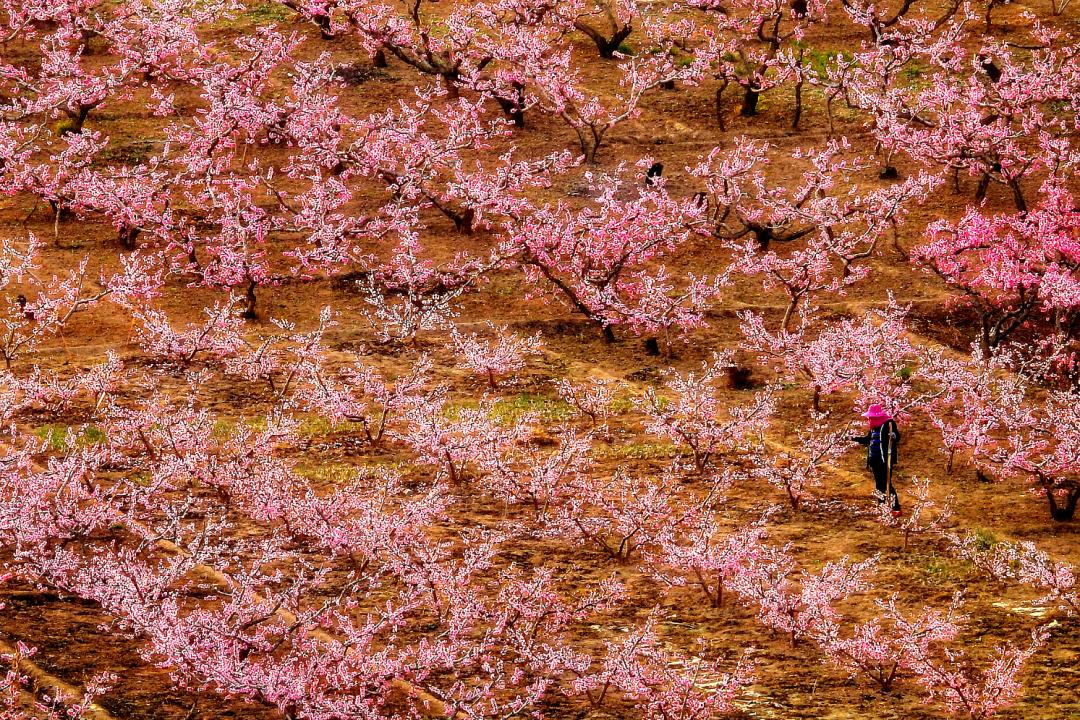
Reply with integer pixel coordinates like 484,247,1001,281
740,86,760,116
985,0,1000,30
242,279,258,320
495,92,525,128
1045,479,1079,521
452,207,475,234
792,52,805,130
781,297,798,332
792,76,803,129
443,76,460,99
314,14,334,38
715,80,729,130
118,225,140,250
584,138,601,165
974,172,991,203
446,452,458,485
1009,179,1027,212
598,27,632,58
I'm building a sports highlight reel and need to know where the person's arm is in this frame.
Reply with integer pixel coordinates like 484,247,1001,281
850,433,871,445
888,421,900,464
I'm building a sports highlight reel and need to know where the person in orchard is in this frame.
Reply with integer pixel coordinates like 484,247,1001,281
850,404,902,516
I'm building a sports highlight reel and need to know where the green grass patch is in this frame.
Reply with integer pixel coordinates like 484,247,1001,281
797,45,854,76
295,463,358,485
213,414,365,441
444,394,574,425
608,394,637,415
211,418,238,440
34,424,106,451
52,118,80,137
211,415,272,440
296,416,367,439
899,60,933,91
442,399,480,421
916,552,965,586
128,471,152,486
240,1,293,23
491,394,574,424
972,527,999,551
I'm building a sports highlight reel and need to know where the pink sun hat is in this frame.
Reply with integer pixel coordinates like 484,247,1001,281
861,404,892,420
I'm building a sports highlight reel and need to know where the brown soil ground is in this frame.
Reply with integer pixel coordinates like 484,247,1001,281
1,1,1078,719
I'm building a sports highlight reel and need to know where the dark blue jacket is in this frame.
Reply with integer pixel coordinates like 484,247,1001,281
851,419,900,467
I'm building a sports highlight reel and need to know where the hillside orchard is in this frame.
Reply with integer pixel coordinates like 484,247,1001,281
0,0,1079,718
